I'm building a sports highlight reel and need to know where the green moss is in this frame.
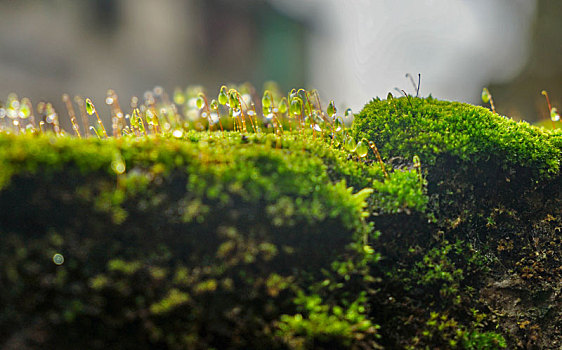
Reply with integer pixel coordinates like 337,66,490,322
0,130,426,349
352,96,560,180
6,93,559,348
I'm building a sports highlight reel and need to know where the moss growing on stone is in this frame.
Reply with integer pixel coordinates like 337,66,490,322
352,96,560,180
0,130,428,349
351,95,561,349
3,91,560,349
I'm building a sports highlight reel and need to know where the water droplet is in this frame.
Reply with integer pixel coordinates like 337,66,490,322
210,112,219,124
344,136,356,152
144,91,155,105
105,97,114,105
9,99,20,109
111,159,126,174
53,253,64,265
130,96,139,108
266,113,274,120
46,113,56,123
19,103,31,118
172,129,183,138
481,88,491,104
85,98,95,115
247,110,256,116
7,108,17,119
173,88,186,105
278,98,288,114
0,108,5,118
196,95,205,109
218,86,228,105
210,99,219,111
153,86,164,96
229,91,239,109
356,139,369,158
262,91,272,109
146,110,157,125
551,107,560,122
327,100,336,117
232,108,241,118
334,118,344,133
290,97,302,116
242,93,252,105
313,124,322,132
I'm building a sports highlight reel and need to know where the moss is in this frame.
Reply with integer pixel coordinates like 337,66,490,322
352,96,560,180
3,93,559,348
0,130,429,349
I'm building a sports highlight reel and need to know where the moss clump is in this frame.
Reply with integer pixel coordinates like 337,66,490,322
352,96,560,180
5,91,560,348
0,130,428,349
351,96,561,348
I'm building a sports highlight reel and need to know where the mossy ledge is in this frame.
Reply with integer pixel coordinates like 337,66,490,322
353,96,561,349
0,130,426,349
1,94,561,349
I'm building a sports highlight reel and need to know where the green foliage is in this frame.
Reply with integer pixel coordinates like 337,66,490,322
276,292,379,349
352,96,560,179
0,130,392,349
408,311,506,349
5,89,560,348
371,169,427,214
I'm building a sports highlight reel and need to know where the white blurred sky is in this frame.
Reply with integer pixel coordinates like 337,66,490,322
271,0,537,110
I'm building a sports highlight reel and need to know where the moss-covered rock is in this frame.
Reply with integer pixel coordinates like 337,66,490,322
352,96,562,349
352,96,560,179
0,131,428,349
1,94,560,349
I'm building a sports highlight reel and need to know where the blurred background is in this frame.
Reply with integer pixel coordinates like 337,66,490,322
0,0,560,126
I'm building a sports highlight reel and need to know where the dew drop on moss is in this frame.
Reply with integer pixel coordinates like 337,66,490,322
111,158,126,175
153,86,163,96
327,100,336,117
262,91,272,109
218,86,228,105
173,88,186,105
334,118,344,133
278,98,288,114
290,98,302,116
85,99,95,115
551,107,560,122
229,92,238,109
356,139,369,158
481,88,491,104
210,99,219,111
53,253,64,265
344,136,357,152
172,129,183,138
9,99,20,109
19,104,31,118
196,95,205,109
